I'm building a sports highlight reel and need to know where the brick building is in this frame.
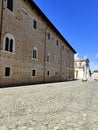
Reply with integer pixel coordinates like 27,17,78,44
0,0,76,87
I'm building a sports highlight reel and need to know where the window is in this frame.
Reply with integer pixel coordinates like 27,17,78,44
7,0,13,11
32,47,38,59
56,40,58,46
10,39,13,52
46,53,50,62
48,32,50,39
33,50,37,58
33,20,37,29
55,72,58,76
5,38,13,52
5,37,9,51
4,33,15,53
47,70,50,76
32,69,36,76
79,63,81,66
5,67,11,77
62,45,64,50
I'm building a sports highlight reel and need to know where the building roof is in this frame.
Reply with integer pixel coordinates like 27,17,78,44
27,0,76,53
75,58,89,62
93,70,98,73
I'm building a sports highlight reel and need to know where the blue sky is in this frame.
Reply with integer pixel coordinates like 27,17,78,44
33,0,98,71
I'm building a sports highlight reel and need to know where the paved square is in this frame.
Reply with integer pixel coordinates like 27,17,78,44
0,80,98,130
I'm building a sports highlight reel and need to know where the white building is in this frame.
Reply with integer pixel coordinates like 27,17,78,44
74,57,90,80
92,70,98,80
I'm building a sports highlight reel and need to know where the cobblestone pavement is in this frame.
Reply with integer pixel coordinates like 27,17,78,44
0,80,98,130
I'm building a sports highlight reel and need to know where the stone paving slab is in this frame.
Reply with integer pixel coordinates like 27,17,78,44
0,80,98,130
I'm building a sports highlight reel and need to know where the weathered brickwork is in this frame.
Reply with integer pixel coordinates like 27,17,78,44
0,0,76,87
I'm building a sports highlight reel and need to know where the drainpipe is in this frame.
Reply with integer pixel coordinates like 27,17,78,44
43,27,46,82
69,53,70,80
60,44,62,81
0,0,3,50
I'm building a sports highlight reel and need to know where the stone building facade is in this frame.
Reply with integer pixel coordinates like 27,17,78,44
74,58,90,80
0,0,76,87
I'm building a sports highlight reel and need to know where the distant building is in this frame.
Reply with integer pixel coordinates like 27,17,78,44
92,70,98,80
74,57,90,80
0,0,76,86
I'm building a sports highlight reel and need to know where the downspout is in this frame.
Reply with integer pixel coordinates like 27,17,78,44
0,0,3,50
43,27,46,82
60,44,62,81
69,53,70,80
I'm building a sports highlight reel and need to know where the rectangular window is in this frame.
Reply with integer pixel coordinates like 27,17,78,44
7,0,13,12
5,37,9,51
32,69,36,76
62,45,64,50
47,71,50,76
48,32,50,39
33,20,37,29
33,50,37,58
55,72,58,75
46,54,50,62
10,39,13,52
47,55,49,62
56,40,58,46
5,67,11,77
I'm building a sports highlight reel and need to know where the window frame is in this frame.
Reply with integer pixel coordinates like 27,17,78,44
32,47,38,59
3,33,15,53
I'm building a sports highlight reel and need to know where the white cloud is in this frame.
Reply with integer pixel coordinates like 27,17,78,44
96,54,98,57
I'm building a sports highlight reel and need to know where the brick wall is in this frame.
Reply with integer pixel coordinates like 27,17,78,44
0,0,75,87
